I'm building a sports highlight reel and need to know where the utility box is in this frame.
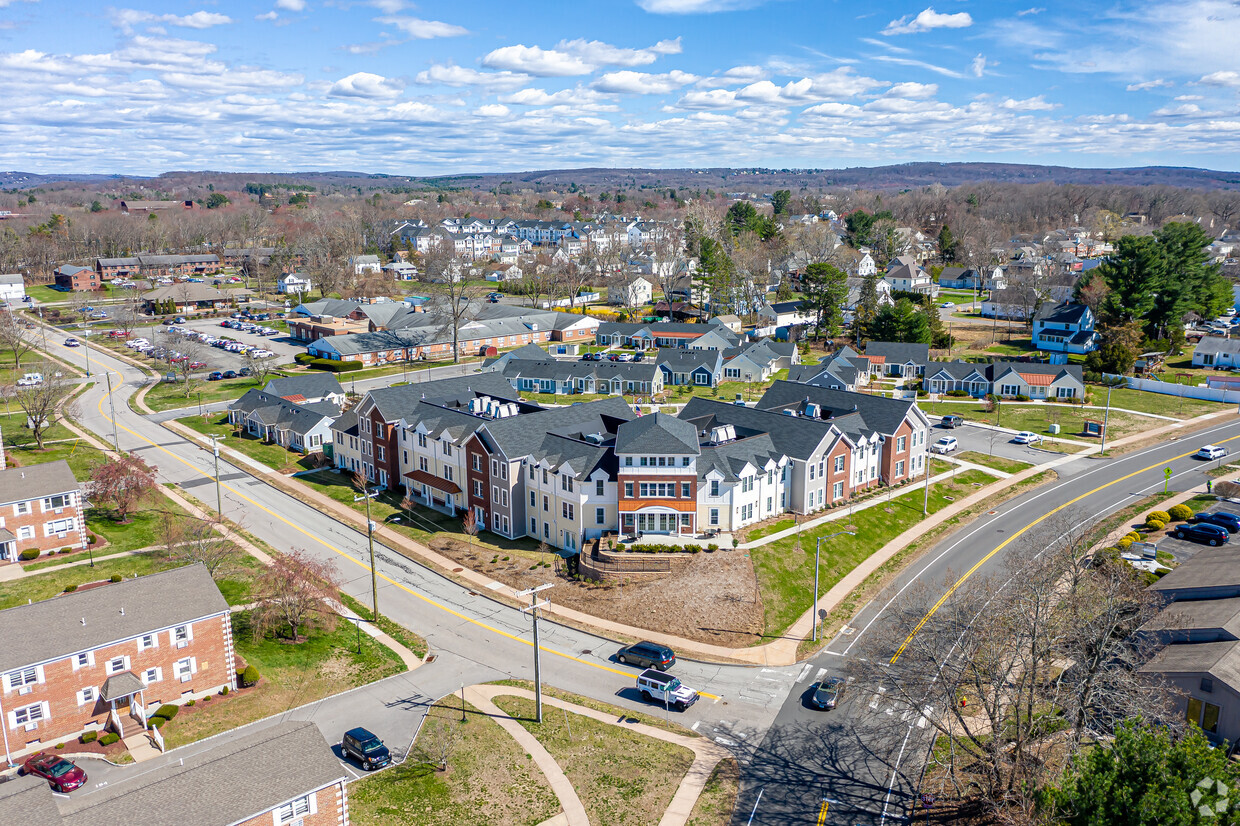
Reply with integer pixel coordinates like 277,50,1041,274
1133,541,1158,560
1048,423,1061,435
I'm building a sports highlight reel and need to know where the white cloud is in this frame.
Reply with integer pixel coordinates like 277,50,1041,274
1017,7,1045,15
481,45,592,76
500,87,610,107
1127,78,1172,91
673,88,738,109
802,102,863,118
1153,103,1202,116
970,54,988,78
1175,94,1204,101
275,0,305,10
860,36,911,54
256,11,278,20
883,7,973,35
375,16,468,39
328,72,403,99
593,69,698,94
476,104,509,117
1201,70,1240,88
873,55,969,79
885,82,938,99
1000,95,1057,111
556,37,681,67
696,65,765,87
112,9,232,32
415,64,529,90
635,0,761,12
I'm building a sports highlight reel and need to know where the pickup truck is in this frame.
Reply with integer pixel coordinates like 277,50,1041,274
17,373,43,387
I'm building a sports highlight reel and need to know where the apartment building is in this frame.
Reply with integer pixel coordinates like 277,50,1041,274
0,565,234,759
0,461,87,564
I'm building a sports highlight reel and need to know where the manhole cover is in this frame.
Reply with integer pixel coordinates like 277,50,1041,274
424,654,436,664
467,591,478,597
453,567,463,573
943,496,955,501
580,649,592,655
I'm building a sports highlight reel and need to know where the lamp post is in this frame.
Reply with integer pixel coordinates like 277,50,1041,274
211,435,223,516
105,372,120,452
79,325,92,377
516,583,554,723
353,486,381,622
813,531,855,642
1100,383,1113,454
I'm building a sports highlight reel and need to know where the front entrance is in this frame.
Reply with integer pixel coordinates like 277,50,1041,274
636,513,677,534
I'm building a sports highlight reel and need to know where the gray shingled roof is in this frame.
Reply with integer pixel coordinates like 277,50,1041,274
1195,337,1240,356
0,775,62,825
263,374,344,402
60,722,345,826
480,397,634,460
229,390,338,436
679,397,839,461
615,413,701,455
0,564,228,673
1138,639,1240,694
697,433,783,482
865,341,930,365
757,380,918,437
0,460,78,508
366,373,519,423
1140,596,1240,643
503,359,660,385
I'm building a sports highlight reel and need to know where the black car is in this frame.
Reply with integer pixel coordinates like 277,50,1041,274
221,370,238,379
807,677,844,711
1188,511,1240,533
632,352,644,362
1171,523,1231,546
207,371,224,381
341,727,391,770
237,367,253,377
617,641,676,671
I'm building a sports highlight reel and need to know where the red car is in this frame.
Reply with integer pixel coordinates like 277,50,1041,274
189,361,207,369
23,752,88,792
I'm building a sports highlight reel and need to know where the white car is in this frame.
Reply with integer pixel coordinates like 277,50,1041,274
931,436,958,454
1197,445,1228,460
17,373,43,387
940,301,956,308
1013,431,1040,444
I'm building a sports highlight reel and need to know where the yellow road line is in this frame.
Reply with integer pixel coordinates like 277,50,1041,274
890,434,1240,663
94,369,719,695
816,799,829,826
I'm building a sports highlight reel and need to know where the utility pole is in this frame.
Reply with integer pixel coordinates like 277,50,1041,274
211,435,223,516
80,326,91,377
1100,383,1113,454
812,531,854,642
923,452,932,516
516,583,553,723
105,372,120,451
354,487,381,622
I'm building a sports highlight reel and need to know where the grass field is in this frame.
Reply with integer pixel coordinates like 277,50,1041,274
177,413,316,473
159,607,405,750
750,469,996,639
954,451,1033,475
349,699,559,826
1098,385,1232,418
142,376,262,413
493,694,694,826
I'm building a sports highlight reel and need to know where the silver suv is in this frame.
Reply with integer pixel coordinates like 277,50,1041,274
636,668,699,711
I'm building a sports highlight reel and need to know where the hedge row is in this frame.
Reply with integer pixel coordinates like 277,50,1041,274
612,543,704,554
308,358,364,373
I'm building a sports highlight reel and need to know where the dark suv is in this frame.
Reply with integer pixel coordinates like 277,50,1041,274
341,727,391,770
1188,511,1240,533
1171,523,1231,547
940,414,964,428
617,641,676,671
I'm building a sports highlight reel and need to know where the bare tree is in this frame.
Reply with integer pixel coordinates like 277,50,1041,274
417,243,476,364
462,509,479,553
113,285,145,337
160,513,245,578
0,310,36,371
156,331,207,397
242,348,277,385
251,548,341,642
13,365,73,450
418,704,463,771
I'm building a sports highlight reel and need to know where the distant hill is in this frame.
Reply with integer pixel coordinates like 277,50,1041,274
4,163,1240,192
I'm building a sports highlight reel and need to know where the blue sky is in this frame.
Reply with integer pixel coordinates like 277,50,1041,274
2,0,1240,174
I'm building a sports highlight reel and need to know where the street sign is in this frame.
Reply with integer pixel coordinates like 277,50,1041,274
1164,466,1173,493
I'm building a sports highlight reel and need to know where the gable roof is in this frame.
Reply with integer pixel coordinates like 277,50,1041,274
657,348,722,373
365,373,520,423
1138,640,1240,693
0,460,79,507
865,341,929,365
615,413,701,455
1195,338,1240,356
756,380,920,436
262,373,343,402
0,564,227,673
1034,301,1091,325
479,397,634,460
679,397,837,461
229,390,338,435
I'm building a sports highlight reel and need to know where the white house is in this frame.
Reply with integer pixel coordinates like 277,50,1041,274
0,273,24,303
856,252,877,277
609,276,654,308
1193,338,1240,370
277,272,313,295
351,254,381,275
383,261,418,281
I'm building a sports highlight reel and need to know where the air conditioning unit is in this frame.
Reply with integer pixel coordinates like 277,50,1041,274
181,675,192,683
18,685,32,695
176,640,188,649
24,722,38,732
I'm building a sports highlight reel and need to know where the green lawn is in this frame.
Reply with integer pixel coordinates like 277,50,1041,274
982,338,1036,356
750,469,996,639
493,694,694,826
1099,385,1232,418
350,699,559,826
177,413,316,473
160,607,405,750
747,517,795,541
954,451,1033,475
341,592,429,659
143,377,263,413
919,401,1146,442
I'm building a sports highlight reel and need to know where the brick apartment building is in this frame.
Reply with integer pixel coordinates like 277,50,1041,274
0,461,88,564
52,265,102,292
0,564,235,760
1,721,349,826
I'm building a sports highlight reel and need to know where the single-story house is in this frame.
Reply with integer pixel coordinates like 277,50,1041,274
227,390,338,453
865,342,930,378
924,360,992,397
658,348,723,387
500,359,664,397
990,362,1085,400
262,374,346,407
1193,337,1240,369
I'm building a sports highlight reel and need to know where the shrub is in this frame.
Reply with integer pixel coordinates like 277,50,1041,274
18,549,39,561
1124,531,1142,542
1168,504,1194,522
1015,394,1031,402
185,700,195,707
64,584,77,593
1146,518,1166,531
309,358,363,373
1117,537,1134,550
109,574,122,583
80,731,97,744
239,664,260,687
1148,510,1171,524
99,733,119,746
149,716,167,729
220,686,229,696
947,389,970,397
155,704,179,720
60,547,71,554
615,543,626,552
707,543,719,552
294,353,316,364
202,695,211,702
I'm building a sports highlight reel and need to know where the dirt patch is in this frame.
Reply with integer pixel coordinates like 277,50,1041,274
428,538,764,647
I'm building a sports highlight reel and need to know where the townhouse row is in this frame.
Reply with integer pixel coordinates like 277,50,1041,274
332,374,930,548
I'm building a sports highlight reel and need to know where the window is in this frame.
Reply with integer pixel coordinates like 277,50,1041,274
542,469,549,485
529,464,536,480
74,652,92,669
419,457,429,472
139,634,156,651
13,703,43,726
897,436,906,452
142,667,161,685
45,517,75,536
472,454,482,471
473,480,483,497
13,501,30,516
276,795,313,823
809,464,815,480
444,467,454,482
834,456,845,473
833,481,844,500
6,666,38,689
42,494,71,511
596,507,606,525
561,475,574,493
16,526,33,541
531,517,537,534
682,457,691,467
543,523,550,539
624,456,633,467
710,480,720,497
710,508,719,526
624,482,634,498
681,513,691,527
640,457,648,467
543,496,549,512
174,625,190,644
174,657,195,682
1202,677,1215,693
562,503,575,520
681,482,691,498
896,460,905,477
1000,383,1020,396
108,657,128,675
1187,697,1222,734
596,479,605,496
78,687,95,706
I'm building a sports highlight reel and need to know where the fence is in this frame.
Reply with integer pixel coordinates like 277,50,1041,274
537,293,600,309
1121,375,1240,404
577,552,671,581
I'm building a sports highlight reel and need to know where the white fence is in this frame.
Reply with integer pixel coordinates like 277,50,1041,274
1122,375,1240,404
537,293,600,309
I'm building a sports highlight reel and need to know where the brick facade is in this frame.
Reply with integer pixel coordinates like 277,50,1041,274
0,462,87,565
236,781,348,826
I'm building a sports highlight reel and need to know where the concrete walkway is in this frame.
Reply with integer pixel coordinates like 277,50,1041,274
466,684,729,826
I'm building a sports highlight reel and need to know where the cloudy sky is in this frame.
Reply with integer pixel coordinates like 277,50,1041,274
3,0,1240,175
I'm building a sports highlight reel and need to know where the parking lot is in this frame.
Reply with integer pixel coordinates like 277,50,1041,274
931,421,1067,466
116,314,303,377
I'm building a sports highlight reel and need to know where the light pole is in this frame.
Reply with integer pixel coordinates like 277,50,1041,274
1100,383,1113,454
353,486,381,622
813,531,855,642
211,435,223,516
923,450,932,516
105,372,120,451
516,583,553,723
79,325,92,377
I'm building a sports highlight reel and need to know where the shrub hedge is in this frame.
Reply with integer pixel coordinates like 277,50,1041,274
1146,519,1166,531
309,358,363,373
155,704,179,720
1148,510,1172,524
239,664,260,687
99,733,120,746
1168,504,1194,521
80,731,97,744
109,574,122,583
18,549,39,561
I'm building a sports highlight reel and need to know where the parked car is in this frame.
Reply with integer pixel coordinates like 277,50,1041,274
1171,523,1231,546
614,352,633,362
207,371,224,381
636,668,698,711
807,677,844,711
23,753,87,792
632,352,644,362
17,373,43,386
1013,431,1040,444
238,367,253,377
617,641,676,671
940,414,964,428
341,727,391,770
931,436,958,454
1196,445,1228,460
221,370,238,379
189,361,207,370
1188,511,1240,533
64,337,79,347
940,301,956,309
173,316,187,324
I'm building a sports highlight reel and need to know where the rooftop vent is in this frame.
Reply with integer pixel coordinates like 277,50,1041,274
782,409,796,417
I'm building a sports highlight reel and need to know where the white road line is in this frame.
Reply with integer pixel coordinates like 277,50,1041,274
814,667,828,683
797,662,813,682
715,736,738,747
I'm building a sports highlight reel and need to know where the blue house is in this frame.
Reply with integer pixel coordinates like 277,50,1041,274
657,349,722,387
1031,301,1100,354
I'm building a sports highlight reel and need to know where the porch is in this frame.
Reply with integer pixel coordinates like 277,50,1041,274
403,470,462,516
101,671,164,758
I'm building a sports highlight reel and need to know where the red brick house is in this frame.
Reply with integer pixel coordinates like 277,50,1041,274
0,460,88,565
0,564,235,761
53,265,102,292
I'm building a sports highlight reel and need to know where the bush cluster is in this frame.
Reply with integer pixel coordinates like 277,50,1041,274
614,542,700,554
155,704,179,720
238,664,260,687
79,731,98,744
1146,518,1166,531
98,733,120,746
308,358,363,373
109,574,122,583
64,584,77,593
1168,504,1194,522
18,549,39,561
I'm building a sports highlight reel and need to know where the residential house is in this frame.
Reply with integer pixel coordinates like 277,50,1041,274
757,301,815,328
500,359,664,397
0,461,87,564
351,254,382,275
263,374,346,407
484,263,524,283
227,390,338,454
923,361,991,397
0,273,24,303
990,362,1085,400
856,252,877,277
713,314,743,333
865,342,930,378
843,276,894,317
884,257,937,297
140,284,245,314
118,200,192,214
937,267,980,290
1031,301,1100,354
596,321,740,351
657,349,722,387
615,414,704,537
1193,338,1240,369
721,339,799,382
53,265,101,292
384,261,418,281
0,564,233,759
981,289,1038,320
277,272,313,295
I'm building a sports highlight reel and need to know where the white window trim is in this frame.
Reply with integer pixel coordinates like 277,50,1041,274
10,701,48,728
142,667,163,685
73,651,94,671
77,686,96,706
273,792,317,825
107,656,131,675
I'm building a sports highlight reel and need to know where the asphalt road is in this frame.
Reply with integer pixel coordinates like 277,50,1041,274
45,340,801,802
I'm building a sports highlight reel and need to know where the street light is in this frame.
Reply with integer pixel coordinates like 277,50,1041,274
211,435,223,516
353,486,382,623
813,531,855,642
516,583,553,723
